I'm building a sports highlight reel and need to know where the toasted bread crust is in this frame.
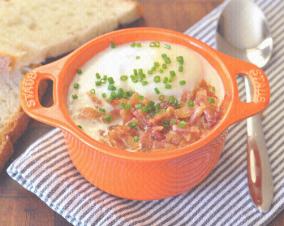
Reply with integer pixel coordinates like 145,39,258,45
0,133,14,173
0,108,29,173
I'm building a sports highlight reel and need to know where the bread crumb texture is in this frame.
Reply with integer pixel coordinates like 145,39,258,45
0,0,140,68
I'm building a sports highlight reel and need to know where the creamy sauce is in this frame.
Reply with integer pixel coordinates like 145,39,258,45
67,41,224,142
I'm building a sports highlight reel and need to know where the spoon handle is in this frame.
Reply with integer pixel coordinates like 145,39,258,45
245,77,273,212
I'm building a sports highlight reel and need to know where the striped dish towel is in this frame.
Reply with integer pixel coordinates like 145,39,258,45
7,0,284,225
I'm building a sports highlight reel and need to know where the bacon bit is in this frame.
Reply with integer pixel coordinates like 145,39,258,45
153,141,165,149
150,106,175,124
175,106,193,119
194,89,207,105
133,110,149,128
110,99,122,106
125,136,140,149
109,108,120,121
120,109,133,123
108,125,132,149
142,98,150,106
181,91,192,103
151,126,165,141
88,92,102,105
129,93,141,106
141,129,153,150
204,107,220,128
78,107,102,120
166,131,183,145
189,106,206,124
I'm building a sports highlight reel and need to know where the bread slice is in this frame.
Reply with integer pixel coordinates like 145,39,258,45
0,0,141,173
0,0,141,69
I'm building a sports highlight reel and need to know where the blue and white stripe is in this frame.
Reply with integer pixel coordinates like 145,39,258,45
7,0,284,225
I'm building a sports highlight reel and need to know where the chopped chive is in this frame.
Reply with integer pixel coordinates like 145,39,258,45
77,125,83,129
110,91,117,99
120,103,131,110
148,69,154,75
110,42,116,48
126,91,133,98
120,75,128,81
154,103,161,113
149,41,160,48
130,42,142,48
208,97,215,104
165,83,172,89
154,62,160,68
142,106,150,113
90,89,96,94
154,87,160,94
179,80,186,86
162,120,170,128
77,69,82,75
102,93,107,98
164,44,171,49
103,114,112,123
170,119,177,125
128,121,138,129
176,56,184,65
133,136,139,142
142,81,148,86
162,64,167,69
159,95,166,101
96,80,102,86
99,108,106,113
72,94,78,100
103,75,107,81
96,73,101,79
163,77,169,83
178,120,187,128
73,83,80,89
116,88,124,98
178,66,184,72
133,69,138,76
107,77,114,84
154,76,161,83
135,103,143,109
108,84,116,91
159,69,164,73
170,70,176,78
138,95,144,100
187,100,195,108
136,56,141,60
168,96,178,106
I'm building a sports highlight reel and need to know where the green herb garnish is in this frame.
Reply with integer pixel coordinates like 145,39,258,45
103,115,112,123
178,120,187,128
187,100,194,108
72,94,78,100
208,97,215,104
154,87,160,94
73,83,80,89
77,69,82,75
129,121,138,129
120,75,128,81
133,136,139,142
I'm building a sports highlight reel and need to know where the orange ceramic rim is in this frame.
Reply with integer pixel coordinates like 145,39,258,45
20,27,270,161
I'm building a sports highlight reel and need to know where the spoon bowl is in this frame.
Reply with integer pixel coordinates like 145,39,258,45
217,0,273,68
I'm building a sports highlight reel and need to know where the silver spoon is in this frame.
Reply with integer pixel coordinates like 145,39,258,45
216,0,273,212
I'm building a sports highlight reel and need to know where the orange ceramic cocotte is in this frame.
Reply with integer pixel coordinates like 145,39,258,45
20,28,270,200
